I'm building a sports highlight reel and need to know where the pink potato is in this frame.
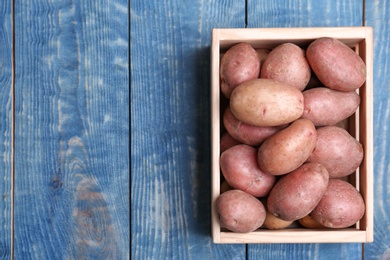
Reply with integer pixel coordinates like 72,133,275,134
306,37,366,91
223,106,286,146
307,126,363,178
260,43,311,91
301,87,360,126
220,144,276,197
311,179,365,228
267,162,329,221
216,190,266,233
220,43,260,98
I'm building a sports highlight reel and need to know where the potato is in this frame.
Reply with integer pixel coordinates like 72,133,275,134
301,87,360,126
257,119,317,175
267,162,329,221
299,215,325,228
220,43,260,98
311,179,365,228
307,126,363,178
230,78,304,127
261,43,311,91
263,208,294,230
220,180,233,193
216,190,266,233
220,132,241,154
223,106,286,146
306,37,366,91
220,144,276,197
255,48,270,70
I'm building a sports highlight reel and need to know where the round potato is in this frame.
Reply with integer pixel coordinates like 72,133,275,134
223,106,286,146
220,43,260,98
257,119,317,175
216,190,266,233
261,43,311,91
220,144,276,197
301,87,360,126
311,179,365,228
230,78,304,127
263,208,294,230
299,215,325,228
267,162,329,221
220,132,241,154
307,126,363,178
306,37,366,91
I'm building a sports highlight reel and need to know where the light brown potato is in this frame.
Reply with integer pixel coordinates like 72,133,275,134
230,78,304,127
267,162,329,221
220,132,241,154
220,144,276,197
223,106,286,146
257,119,317,175
307,126,363,178
220,43,260,98
261,43,311,91
301,87,360,126
216,190,266,233
306,37,366,91
263,209,294,230
311,179,365,228
299,215,325,228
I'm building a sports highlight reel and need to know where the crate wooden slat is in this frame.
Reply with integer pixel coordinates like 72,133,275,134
211,27,373,244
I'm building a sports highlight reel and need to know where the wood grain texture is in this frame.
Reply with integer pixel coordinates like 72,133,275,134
364,1,390,259
0,0,12,258
130,0,247,259
247,0,364,259
14,0,129,258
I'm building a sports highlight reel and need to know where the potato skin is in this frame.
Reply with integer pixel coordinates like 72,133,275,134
301,87,360,126
223,106,286,146
220,43,260,98
255,48,270,70
307,126,363,178
267,162,329,221
216,190,266,233
263,209,294,230
306,37,366,91
220,144,276,197
220,132,241,154
299,215,325,228
257,119,317,175
230,78,304,127
311,179,365,228
261,43,311,91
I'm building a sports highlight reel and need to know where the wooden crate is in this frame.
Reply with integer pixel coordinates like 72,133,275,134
211,27,373,243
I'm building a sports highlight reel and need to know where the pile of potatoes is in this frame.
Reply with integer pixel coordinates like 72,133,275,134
217,38,366,233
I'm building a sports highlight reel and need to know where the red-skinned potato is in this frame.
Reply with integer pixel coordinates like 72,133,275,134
230,78,304,127
267,162,329,221
261,43,311,91
311,179,365,228
257,119,317,176
220,144,276,197
216,190,266,233
220,132,241,154
301,87,360,126
307,126,363,178
306,37,366,91
220,43,260,98
223,106,286,146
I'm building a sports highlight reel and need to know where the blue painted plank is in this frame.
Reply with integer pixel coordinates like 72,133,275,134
0,0,12,258
130,0,247,259
247,1,364,259
14,0,129,258
364,1,390,259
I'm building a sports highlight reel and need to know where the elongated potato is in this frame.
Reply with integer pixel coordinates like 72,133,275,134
306,37,366,91
230,78,304,127
257,119,317,175
301,87,360,126
267,163,329,221
307,126,363,178
220,43,260,98
311,179,365,228
221,144,276,197
216,190,266,233
223,106,286,146
261,43,311,91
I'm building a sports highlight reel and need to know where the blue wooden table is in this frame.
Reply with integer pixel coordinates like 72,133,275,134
131,0,389,260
